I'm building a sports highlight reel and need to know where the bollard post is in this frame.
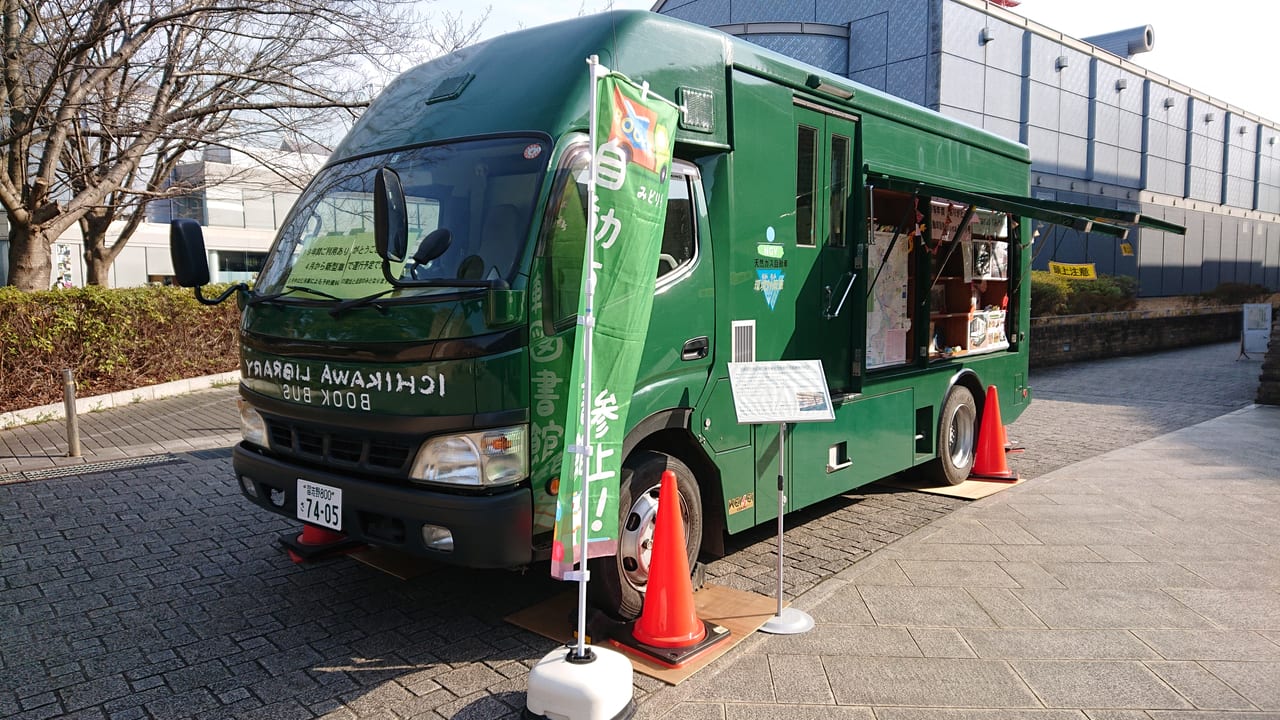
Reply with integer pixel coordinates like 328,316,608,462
62,369,81,457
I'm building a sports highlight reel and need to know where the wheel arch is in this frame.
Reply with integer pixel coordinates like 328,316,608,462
939,369,986,444
623,408,725,558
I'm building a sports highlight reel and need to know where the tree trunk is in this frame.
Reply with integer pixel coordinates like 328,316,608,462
81,209,114,286
5,222,56,291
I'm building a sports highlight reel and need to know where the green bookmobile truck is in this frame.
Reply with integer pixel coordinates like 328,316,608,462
171,11,1156,618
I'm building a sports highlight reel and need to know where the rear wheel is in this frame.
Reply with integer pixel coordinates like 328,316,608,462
589,450,702,620
923,385,978,485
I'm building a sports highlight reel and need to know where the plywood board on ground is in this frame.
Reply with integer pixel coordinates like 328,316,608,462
880,473,1023,499
505,584,777,685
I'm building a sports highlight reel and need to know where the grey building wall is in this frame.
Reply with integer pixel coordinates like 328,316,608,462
653,0,1280,297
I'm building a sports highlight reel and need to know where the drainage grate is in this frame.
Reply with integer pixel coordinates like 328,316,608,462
0,455,184,485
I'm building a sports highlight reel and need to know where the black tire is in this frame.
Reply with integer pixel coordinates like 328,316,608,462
922,385,978,485
589,450,703,620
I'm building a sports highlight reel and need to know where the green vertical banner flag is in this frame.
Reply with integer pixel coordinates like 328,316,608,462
550,72,679,579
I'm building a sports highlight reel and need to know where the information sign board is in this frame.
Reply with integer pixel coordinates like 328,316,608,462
727,360,835,425
1243,303,1272,354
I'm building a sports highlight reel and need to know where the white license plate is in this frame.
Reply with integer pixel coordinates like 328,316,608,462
296,479,342,531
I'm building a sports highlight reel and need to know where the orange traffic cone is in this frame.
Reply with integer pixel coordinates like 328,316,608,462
610,470,730,668
970,385,1020,482
280,523,362,563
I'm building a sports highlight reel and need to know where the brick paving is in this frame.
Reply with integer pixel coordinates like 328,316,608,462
0,342,1263,719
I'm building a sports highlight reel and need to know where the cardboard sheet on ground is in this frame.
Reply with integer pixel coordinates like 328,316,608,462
505,584,777,685
879,472,1023,499
350,546,438,580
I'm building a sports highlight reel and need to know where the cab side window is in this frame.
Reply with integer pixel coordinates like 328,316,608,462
545,159,700,327
658,175,696,280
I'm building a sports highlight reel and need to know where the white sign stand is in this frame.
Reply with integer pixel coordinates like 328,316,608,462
1241,303,1272,359
727,360,835,635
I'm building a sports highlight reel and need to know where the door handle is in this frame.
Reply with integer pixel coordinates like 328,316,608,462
681,336,709,361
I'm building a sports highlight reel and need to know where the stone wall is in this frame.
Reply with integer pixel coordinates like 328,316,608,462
1030,308,1242,368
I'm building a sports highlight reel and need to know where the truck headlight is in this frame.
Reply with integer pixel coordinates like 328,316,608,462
408,425,528,487
238,399,268,448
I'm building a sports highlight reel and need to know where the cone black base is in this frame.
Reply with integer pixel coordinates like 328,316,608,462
608,620,731,669
278,531,364,561
969,469,1020,482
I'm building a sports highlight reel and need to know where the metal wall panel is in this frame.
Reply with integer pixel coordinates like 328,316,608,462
1222,218,1243,284
1027,80,1060,130
982,115,1020,142
1161,226,1186,295
1026,33,1060,85
938,104,985,129
1058,133,1088,179
664,0,730,26
1167,208,1200,295
939,2,986,62
1224,115,1258,209
1264,225,1274,289
746,34,848,75
1093,142,1118,184
1200,213,1223,289
1248,221,1267,285
886,57,930,107
1057,48,1090,96
852,67,888,92
983,66,1021,121
731,0,813,23
1137,226,1164,295
855,66,885,92
887,0,932,64
849,13,888,72
1118,147,1142,186
938,53,986,113
1060,91,1090,138
983,17,1023,74
1026,126,1060,173
1095,103,1119,142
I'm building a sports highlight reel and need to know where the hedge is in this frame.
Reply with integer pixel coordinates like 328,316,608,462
1030,270,1138,317
0,285,240,413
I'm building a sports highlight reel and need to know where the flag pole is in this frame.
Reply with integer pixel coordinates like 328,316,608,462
573,53,606,662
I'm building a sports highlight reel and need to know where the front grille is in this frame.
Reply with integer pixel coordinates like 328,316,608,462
265,419,415,475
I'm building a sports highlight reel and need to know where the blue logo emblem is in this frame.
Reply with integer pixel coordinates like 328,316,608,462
755,269,784,310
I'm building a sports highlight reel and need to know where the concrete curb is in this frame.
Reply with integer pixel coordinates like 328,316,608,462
0,371,241,430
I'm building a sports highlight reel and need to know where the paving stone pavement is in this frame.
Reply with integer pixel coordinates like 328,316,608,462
639,348,1279,720
0,342,1267,719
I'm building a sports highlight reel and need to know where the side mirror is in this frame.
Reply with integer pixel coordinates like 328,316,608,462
170,218,210,287
374,167,408,263
413,227,453,265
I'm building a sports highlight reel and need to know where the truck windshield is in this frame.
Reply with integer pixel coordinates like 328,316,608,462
255,136,550,299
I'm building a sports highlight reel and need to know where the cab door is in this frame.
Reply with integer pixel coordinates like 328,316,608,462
791,103,859,395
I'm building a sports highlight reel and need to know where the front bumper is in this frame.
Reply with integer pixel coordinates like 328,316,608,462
233,443,533,568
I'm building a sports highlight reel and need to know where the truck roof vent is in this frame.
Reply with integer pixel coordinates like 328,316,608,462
427,73,474,105
678,87,715,133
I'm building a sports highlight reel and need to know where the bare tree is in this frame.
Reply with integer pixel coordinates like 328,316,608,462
0,0,477,290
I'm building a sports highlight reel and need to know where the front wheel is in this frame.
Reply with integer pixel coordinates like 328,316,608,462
922,385,978,485
589,450,702,620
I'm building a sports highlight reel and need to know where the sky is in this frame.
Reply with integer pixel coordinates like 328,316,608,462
427,0,1280,123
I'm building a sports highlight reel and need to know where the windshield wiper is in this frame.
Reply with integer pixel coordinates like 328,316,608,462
328,289,394,317
247,284,345,306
